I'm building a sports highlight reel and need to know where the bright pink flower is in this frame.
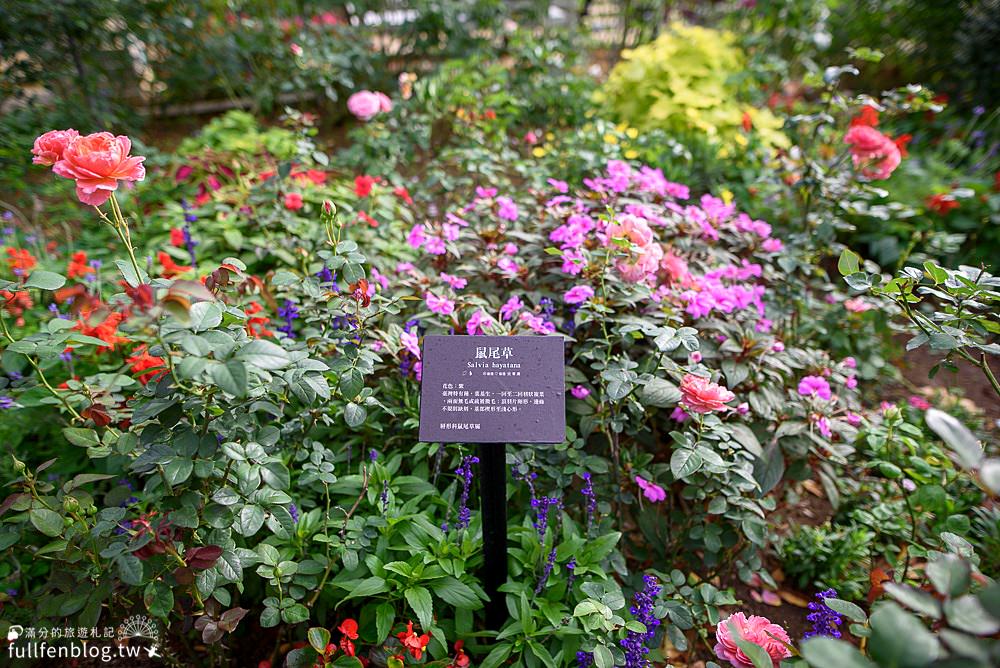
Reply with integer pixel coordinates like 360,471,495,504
798,375,832,401
845,376,858,389
737,402,750,415
771,342,785,352
497,196,518,222
503,242,518,255
761,238,783,253
571,385,590,399
844,125,901,180
284,192,304,211
547,178,569,193
440,272,467,290
523,131,539,145
670,407,689,422
500,295,523,321
400,331,421,358
347,91,390,121
51,132,146,205
290,43,303,56
635,476,666,503
845,412,863,427
561,249,586,275
844,297,872,313
908,395,931,410
689,351,703,364
680,374,735,413
842,356,857,369
714,612,791,668
466,309,493,336
407,224,427,249
660,250,691,285
425,292,455,316
564,285,594,304
32,129,79,166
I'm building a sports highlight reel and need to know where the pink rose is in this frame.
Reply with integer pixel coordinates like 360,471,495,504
284,192,304,211
844,125,901,180
347,91,391,121
844,297,873,313
680,373,735,413
51,132,145,206
607,214,663,282
715,612,791,668
32,129,79,166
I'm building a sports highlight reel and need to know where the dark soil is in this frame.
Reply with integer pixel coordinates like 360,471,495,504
894,341,1000,425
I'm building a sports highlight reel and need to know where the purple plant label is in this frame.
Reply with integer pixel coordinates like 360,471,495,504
418,335,566,443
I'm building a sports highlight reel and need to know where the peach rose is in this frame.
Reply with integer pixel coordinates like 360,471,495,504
715,612,791,668
680,373,735,413
32,129,79,166
607,214,663,282
52,132,145,206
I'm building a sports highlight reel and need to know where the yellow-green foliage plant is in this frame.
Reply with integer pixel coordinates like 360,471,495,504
596,23,788,152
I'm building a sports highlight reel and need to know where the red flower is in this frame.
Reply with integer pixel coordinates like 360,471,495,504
893,133,912,157
357,211,378,228
292,169,327,185
245,301,273,338
75,310,128,351
1,289,32,326
170,228,186,247
926,193,959,215
396,621,431,660
337,619,358,639
66,251,94,279
158,251,192,278
850,105,879,127
741,111,752,132
127,345,166,384
393,186,413,205
284,192,304,211
5,247,37,277
354,175,376,198
449,640,471,668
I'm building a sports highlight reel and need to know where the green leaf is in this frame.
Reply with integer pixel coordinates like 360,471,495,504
114,259,149,288
188,302,223,332
479,643,513,668
29,508,63,537
344,402,366,427
260,606,280,628
883,583,941,619
728,621,777,668
432,577,482,609
593,645,614,668
144,580,174,619
211,360,248,398
924,408,983,470
868,602,940,665
404,586,433,631
943,595,1000,636
639,377,681,407
838,249,861,276
927,553,971,597
800,637,876,667
236,340,291,370
118,554,144,586
237,505,265,536
823,598,867,623
337,577,388,604
282,603,309,624
671,448,703,479
24,270,66,291
376,602,394,643
63,427,101,448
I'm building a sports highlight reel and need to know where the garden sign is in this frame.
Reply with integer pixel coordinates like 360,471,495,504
418,335,566,626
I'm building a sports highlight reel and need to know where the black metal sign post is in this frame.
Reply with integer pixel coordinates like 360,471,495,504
418,335,565,630
478,442,509,629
